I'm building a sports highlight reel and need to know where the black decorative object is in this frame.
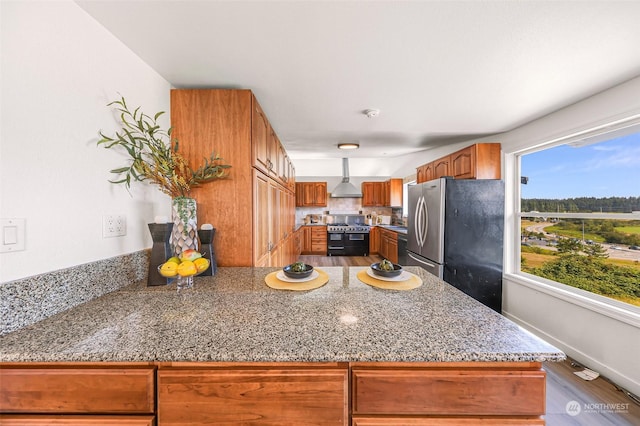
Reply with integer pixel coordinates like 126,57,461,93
148,223,174,286
197,227,217,276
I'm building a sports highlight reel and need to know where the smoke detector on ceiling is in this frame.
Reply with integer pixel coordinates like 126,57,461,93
364,109,380,118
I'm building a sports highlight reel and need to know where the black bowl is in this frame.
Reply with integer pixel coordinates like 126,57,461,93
371,262,403,278
283,263,314,279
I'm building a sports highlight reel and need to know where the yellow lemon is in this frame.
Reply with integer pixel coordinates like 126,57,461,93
177,260,197,277
193,257,210,273
166,256,180,264
159,261,178,277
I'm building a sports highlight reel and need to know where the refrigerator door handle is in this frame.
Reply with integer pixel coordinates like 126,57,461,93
421,195,428,248
416,195,428,248
414,195,423,248
408,251,436,268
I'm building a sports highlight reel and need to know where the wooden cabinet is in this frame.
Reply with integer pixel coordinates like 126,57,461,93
432,156,450,179
300,225,326,255
450,142,501,179
301,225,313,254
296,182,327,207
311,226,328,255
362,179,402,207
1,361,545,424
171,89,295,267
416,143,501,183
0,364,155,423
0,415,155,425
362,182,383,207
351,362,545,424
369,226,380,255
378,228,399,264
158,364,348,425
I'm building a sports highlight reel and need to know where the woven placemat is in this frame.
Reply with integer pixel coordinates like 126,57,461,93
356,269,422,290
265,268,329,291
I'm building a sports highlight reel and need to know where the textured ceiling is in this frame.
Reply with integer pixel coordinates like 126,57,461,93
77,0,640,161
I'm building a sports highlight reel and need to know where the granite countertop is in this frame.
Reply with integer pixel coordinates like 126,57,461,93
0,267,564,364
376,225,408,234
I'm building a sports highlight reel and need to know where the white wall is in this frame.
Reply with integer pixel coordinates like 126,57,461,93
0,1,172,283
496,76,640,396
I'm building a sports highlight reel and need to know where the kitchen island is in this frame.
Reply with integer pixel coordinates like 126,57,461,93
0,266,564,425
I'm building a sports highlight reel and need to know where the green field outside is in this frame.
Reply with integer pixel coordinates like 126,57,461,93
615,226,640,234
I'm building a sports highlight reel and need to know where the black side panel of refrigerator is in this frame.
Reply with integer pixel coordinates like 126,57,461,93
442,180,505,312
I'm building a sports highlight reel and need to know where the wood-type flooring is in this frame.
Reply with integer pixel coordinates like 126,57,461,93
298,254,640,425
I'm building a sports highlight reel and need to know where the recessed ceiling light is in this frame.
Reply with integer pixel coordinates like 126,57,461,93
338,143,359,150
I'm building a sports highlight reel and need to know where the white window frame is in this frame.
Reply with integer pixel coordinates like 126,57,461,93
503,114,640,328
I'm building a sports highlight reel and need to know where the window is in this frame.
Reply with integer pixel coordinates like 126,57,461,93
517,127,640,310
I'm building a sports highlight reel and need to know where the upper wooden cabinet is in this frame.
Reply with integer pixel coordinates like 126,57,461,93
416,143,501,183
171,89,295,267
362,179,403,207
296,182,327,207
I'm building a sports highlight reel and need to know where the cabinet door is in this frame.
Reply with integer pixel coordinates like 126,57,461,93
253,171,271,266
361,182,375,206
267,128,279,177
387,179,403,207
302,226,313,254
450,146,474,179
424,163,434,182
352,367,545,416
0,367,155,414
416,166,424,184
432,157,450,179
295,182,305,207
369,227,380,254
158,368,348,425
0,415,156,425
314,182,327,206
252,98,270,175
388,237,399,264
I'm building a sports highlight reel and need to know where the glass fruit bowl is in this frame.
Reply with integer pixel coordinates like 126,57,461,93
158,257,210,291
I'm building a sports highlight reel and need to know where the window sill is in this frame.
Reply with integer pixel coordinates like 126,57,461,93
504,272,640,328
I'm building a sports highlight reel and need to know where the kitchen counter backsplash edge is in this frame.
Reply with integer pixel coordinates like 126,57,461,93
0,250,148,336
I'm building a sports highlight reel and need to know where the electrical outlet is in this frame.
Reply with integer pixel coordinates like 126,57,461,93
103,215,126,238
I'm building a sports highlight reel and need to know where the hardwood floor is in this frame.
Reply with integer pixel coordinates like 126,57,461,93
544,358,640,425
298,254,383,267
297,255,640,425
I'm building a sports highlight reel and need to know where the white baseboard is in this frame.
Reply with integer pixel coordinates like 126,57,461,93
502,310,640,398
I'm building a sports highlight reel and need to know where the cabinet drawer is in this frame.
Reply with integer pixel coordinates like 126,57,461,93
158,368,348,424
352,368,545,416
0,367,155,414
0,415,155,425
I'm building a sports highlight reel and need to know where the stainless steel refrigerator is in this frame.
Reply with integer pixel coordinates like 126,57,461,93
407,178,504,312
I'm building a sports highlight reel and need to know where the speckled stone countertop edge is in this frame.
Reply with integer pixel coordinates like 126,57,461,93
0,266,566,364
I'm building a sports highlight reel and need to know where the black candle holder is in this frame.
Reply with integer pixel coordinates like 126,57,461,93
197,228,217,276
147,223,174,286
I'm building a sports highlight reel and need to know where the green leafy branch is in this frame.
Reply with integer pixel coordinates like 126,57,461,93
97,97,230,198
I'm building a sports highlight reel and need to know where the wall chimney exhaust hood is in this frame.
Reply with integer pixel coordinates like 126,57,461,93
331,158,363,198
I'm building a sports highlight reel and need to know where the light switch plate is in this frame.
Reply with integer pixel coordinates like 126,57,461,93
1,218,26,253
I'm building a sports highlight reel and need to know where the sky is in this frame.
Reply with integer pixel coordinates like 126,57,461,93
520,132,640,199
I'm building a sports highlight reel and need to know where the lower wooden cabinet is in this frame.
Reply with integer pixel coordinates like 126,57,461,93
0,365,155,414
378,228,399,264
1,361,546,425
351,362,545,424
301,225,327,255
157,364,348,425
0,415,155,425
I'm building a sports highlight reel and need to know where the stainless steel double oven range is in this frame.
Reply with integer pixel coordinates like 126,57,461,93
326,214,370,256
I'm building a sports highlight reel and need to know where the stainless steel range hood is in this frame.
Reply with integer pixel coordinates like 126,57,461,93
331,158,363,198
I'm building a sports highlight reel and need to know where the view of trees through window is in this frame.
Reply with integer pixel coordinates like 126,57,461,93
519,132,640,308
